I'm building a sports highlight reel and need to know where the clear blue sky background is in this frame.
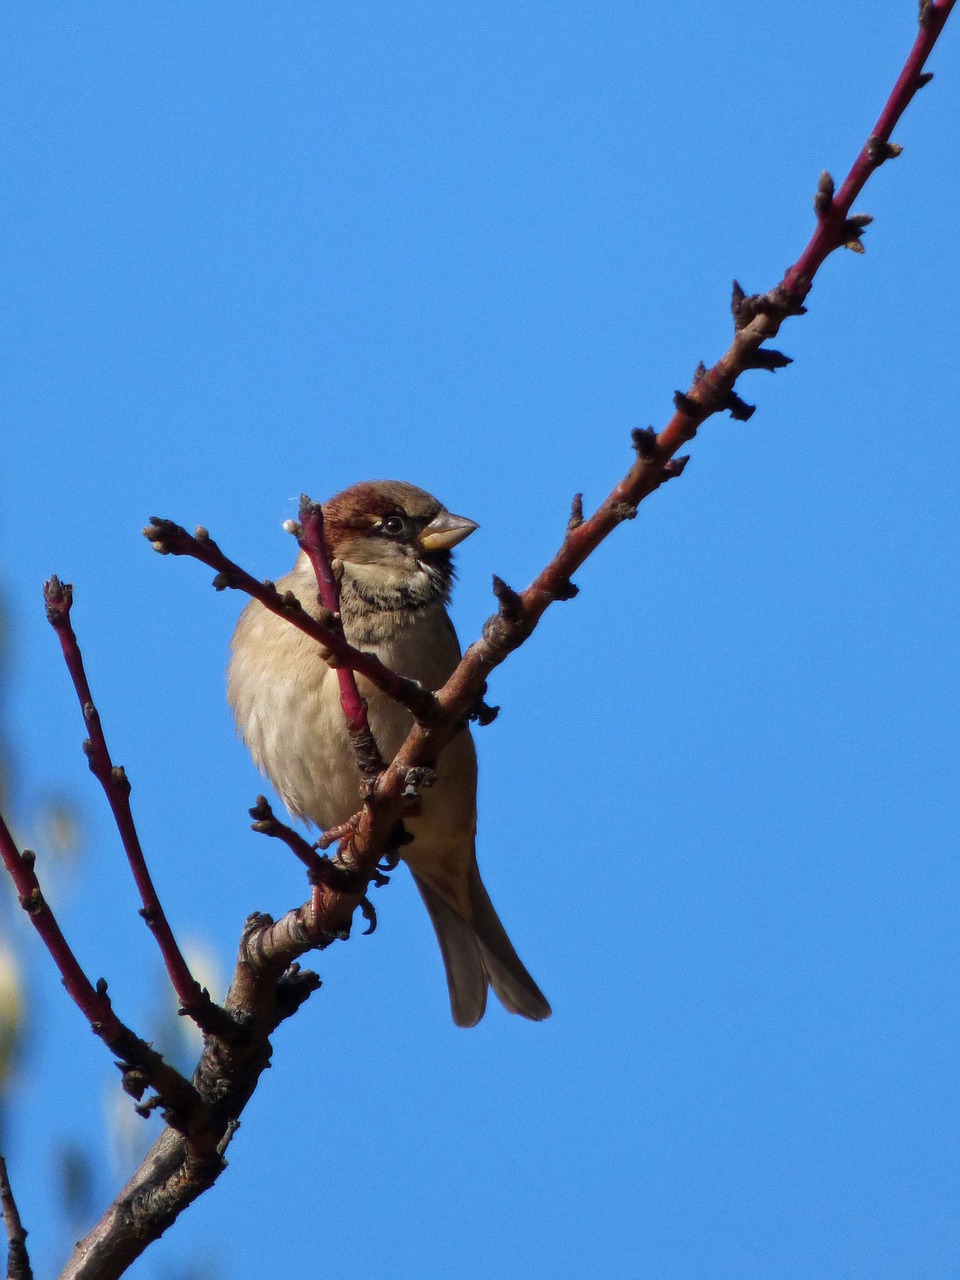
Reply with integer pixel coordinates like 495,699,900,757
1,4,959,1278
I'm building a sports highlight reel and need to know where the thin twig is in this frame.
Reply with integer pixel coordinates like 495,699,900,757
291,0,959,880
0,1153,32,1280
42,577,231,1037
142,517,439,725
291,495,387,781
0,810,204,1127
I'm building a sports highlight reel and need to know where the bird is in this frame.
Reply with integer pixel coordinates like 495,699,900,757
227,479,551,1027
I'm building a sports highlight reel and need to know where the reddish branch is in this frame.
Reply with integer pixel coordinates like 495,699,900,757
43,577,230,1035
289,495,387,780
0,1154,32,1280
0,810,203,1127
143,517,439,725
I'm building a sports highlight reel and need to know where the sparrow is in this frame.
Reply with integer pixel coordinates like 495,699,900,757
227,480,551,1027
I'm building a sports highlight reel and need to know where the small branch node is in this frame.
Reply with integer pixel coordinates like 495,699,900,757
491,575,523,622
20,849,35,870
42,575,73,625
919,0,934,28
725,392,757,422
814,170,835,217
631,426,659,459
194,526,210,543
553,579,580,601
692,360,707,383
916,70,934,89
840,214,873,252
282,518,303,537
610,500,638,522
745,347,793,372
662,455,690,481
95,977,109,998
217,1119,241,1159
567,492,584,531
866,135,903,164
399,766,437,802
672,390,701,418
111,765,131,795
17,889,42,917
470,697,500,727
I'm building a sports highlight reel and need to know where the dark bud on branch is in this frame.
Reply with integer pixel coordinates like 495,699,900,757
491,575,523,622
631,426,659,459
672,390,701,418
745,348,793,372
919,0,934,29
916,70,934,89
814,171,835,217
725,392,756,422
471,698,500,727
693,361,707,383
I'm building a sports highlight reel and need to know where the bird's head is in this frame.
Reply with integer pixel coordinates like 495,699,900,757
321,480,478,611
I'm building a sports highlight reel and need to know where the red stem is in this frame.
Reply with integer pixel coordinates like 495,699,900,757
783,0,955,296
43,578,210,1018
0,808,121,1036
296,497,372,737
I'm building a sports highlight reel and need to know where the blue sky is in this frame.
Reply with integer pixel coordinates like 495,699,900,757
1,4,959,1277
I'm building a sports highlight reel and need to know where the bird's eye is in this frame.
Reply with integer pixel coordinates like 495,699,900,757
381,514,407,536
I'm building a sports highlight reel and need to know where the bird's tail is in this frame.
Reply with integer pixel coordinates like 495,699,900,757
413,864,552,1028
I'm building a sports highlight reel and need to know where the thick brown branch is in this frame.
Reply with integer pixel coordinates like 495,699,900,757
43,577,230,1037
61,912,325,1280
0,1154,32,1280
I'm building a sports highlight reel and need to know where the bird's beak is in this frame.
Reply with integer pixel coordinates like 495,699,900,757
418,510,479,552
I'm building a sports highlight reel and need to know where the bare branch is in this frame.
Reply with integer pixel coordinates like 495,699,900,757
0,810,204,1127
42,577,231,1036
143,518,440,725
0,1154,32,1280
291,496,387,781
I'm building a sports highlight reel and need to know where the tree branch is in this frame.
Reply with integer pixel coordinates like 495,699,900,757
43,577,232,1037
0,811,204,1129
142,518,440,726
286,495,387,781
0,1154,32,1280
